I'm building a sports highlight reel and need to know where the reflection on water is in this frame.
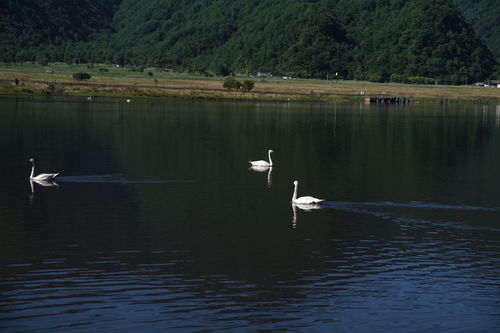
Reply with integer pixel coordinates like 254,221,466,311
1,97,500,332
291,202,323,228
496,104,500,128
29,179,59,204
30,179,59,189
249,166,273,187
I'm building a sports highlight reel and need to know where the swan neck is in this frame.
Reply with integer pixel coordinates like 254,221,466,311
268,151,273,166
30,163,35,179
292,182,298,201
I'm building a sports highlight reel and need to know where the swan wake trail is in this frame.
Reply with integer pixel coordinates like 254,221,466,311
313,200,500,231
56,175,195,184
322,201,500,212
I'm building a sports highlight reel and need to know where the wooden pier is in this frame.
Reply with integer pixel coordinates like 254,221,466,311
365,96,410,104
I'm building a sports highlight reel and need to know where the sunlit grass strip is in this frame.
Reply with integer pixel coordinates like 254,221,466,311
0,63,499,102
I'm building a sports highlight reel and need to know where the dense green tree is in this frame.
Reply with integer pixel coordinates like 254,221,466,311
72,72,91,81
329,0,495,81
452,0,500,77
223,77,240,91
452,0,500,58
1,0,497,81
0,0,121,62
241,80,255,92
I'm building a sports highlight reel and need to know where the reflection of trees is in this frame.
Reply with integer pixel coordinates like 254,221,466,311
3,99,500,286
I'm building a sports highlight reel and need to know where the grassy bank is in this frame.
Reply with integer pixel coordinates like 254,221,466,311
1,62,499,103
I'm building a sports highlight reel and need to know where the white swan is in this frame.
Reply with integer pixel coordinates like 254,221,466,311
28,158,59,181
249,149,274,167
292,180,324,205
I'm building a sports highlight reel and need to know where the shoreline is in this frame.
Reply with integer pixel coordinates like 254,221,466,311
1,66,499,104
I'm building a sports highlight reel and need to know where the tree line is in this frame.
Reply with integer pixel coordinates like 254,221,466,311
1,0,498,82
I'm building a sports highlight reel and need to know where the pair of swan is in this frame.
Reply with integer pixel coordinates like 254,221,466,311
249,150,324,205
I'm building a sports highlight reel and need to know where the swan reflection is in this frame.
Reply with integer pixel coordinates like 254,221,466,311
249,166,273,187
29,179,58,204
291,202,323,228
30,179,59,190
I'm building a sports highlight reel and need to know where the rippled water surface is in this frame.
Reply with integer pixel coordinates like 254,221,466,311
1,97,499,332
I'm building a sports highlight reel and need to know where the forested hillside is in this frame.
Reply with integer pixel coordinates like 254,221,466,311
1,0,498,82
0,0,121,62
329,0,496,81
452,0,500,57
452,0,500,61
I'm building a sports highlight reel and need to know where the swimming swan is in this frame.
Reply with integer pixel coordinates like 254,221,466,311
249,149,274,167
292,180,324,204
28,158,59,181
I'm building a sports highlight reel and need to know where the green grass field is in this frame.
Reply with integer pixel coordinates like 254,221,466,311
1,62,499,103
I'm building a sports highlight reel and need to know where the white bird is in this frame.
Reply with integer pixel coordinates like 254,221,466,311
126,99,131,103
249,149,274,167
28,158,59,181
292,180,324,205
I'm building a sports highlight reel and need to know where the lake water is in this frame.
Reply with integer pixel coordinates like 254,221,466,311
1,96,499,332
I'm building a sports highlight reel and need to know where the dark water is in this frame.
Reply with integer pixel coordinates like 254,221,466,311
1,96,499,332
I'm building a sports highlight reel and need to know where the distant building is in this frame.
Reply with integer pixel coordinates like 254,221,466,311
491,80,500,88
257,72,272,77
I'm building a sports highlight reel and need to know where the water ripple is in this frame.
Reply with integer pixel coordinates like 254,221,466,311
318,200,500,231
323,200,500,212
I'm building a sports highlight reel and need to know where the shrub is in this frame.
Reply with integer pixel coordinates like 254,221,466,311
223,77,240,90
390,74,407,83
45,82,56,94
408,76,435,84
241,80,255,92
368,73,382,82
72,72,91,81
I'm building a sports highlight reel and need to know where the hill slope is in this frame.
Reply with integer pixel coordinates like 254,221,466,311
1,0,497,81
0,0,121,62
452,0,500,59
329,0,495,81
